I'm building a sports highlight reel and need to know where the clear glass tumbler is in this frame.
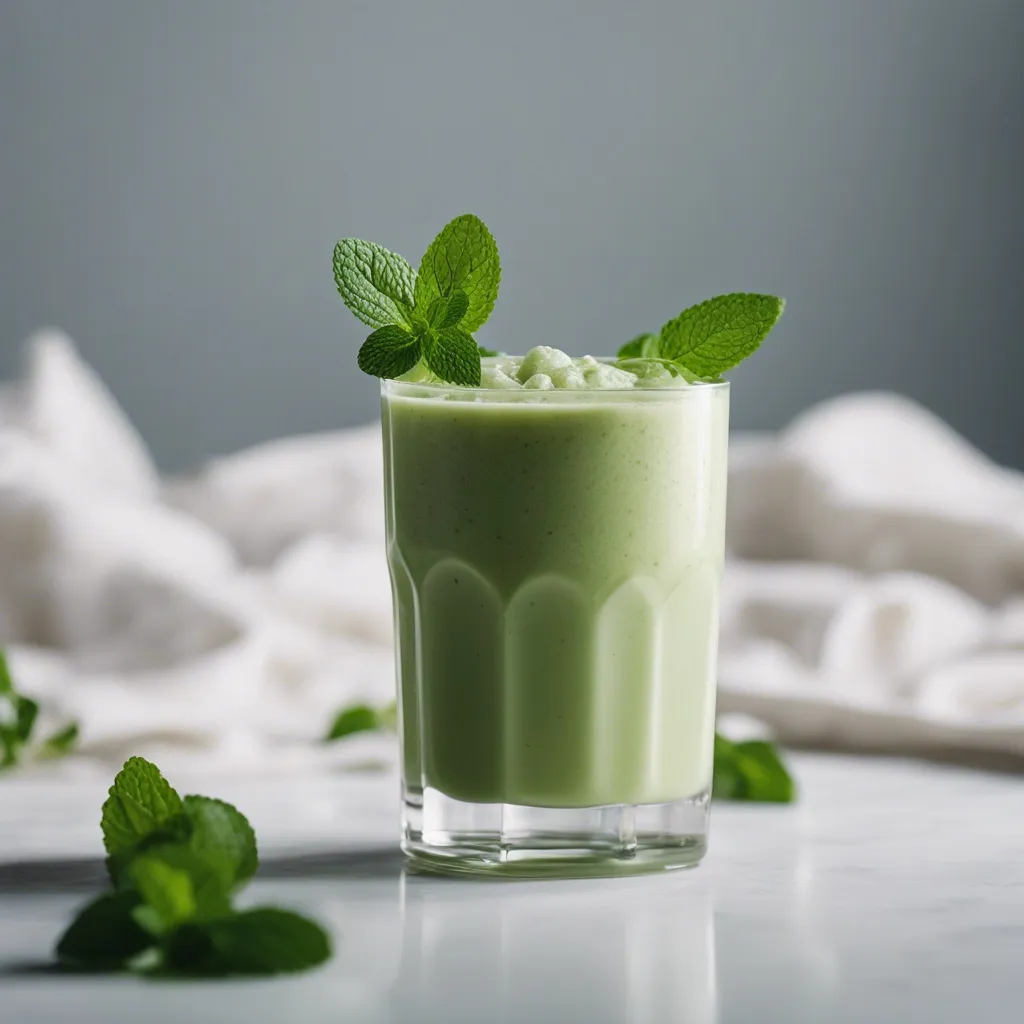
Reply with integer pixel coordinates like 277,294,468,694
381,371,729,877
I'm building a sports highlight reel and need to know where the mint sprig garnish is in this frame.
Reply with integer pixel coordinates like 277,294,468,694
56,757,331,977
333,214,500,385
0,647,79,769
617,293,785,380
712,733,796,803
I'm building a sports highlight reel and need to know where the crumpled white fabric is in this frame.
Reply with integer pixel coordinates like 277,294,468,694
0,332,1022,778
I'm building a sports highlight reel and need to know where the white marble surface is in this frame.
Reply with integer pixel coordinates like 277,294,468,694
2,753,1023,1023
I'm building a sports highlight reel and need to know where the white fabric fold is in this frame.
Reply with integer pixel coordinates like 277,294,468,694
0,333,1022,774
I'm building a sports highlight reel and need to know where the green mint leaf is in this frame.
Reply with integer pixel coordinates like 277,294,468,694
734,740,796,803
1,693,39,769
0,650,37,769
617,333,659,360
163,908,332,977
326,703,379,741
105,814,192,887
182,795,258,885
130,855,198,931
477,345,498,357
425,289,469,330
56,891,152,971
100,757,184,859
325,700,397,742
423,325,482,386
0,649,12,694
38,721,79,760
357,323,421,379
659,293,785,378
130,845,235,933
713,733,796,803
711,734,745,800
414,214,501,332
333,238,416,329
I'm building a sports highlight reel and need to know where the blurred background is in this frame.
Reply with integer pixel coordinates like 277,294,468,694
2,0,1022,472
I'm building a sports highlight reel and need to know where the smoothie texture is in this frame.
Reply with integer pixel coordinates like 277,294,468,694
384,351,728,809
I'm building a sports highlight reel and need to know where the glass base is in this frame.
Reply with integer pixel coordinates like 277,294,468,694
402,785,710,879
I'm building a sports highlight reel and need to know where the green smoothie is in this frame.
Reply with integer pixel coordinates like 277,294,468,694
383,354,728,809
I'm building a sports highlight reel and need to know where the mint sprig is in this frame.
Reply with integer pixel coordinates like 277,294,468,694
617,293,785,380
0,647,78,769
56,757,331,977
333,214,500,385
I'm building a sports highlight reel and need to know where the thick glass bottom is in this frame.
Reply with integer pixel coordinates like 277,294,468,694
402,784,710,879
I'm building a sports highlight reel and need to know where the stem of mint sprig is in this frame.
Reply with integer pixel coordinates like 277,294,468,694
616,293,786,381
333,214,501,386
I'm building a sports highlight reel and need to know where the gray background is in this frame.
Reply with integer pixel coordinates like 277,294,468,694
2,0,1022,472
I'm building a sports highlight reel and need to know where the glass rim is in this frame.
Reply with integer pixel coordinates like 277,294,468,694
381,357,730,402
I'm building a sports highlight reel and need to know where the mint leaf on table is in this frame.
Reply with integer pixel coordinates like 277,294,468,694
100,756,185,858
163,909,332,977
326,700,397,742
56,891,152,971
414,214,501,332
713,733,796,803
38,722,80,760
56,756,331,978
659,294,785,378
130,846,235,935
332,238,415,329
0,647,78,769
182,795,258,885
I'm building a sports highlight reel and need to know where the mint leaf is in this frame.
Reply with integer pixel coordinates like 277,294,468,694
38,721,79,760
0,649,39,769
659,293,784,378
0,694,39,769
130,855,199,931
100,757,184,859
326,703,378,741
713,733,795,803
54,756,334,978
130,846,234,932
183,795,258,885
0,648,13,694
357,323,421,379
617,333,659,360
56,891,152,971
163,909,332,977
333,238,416,329
414,214,500,332
325,700,397,742
423,325,482,386
426,289,469,330
477,345,498,357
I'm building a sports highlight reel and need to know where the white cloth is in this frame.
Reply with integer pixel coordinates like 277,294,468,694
1,333,1022,778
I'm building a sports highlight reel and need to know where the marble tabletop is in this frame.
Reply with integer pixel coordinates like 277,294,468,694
2,752,1022,1023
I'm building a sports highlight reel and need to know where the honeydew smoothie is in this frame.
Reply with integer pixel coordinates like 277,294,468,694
333,214,783,876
